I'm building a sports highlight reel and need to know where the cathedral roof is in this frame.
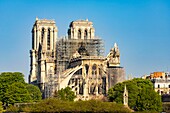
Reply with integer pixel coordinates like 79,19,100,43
35,17,56,25
75,19,89,22
69,19,93,27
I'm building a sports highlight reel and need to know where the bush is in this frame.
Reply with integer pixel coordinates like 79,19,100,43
7,98,131,113
6,105,19,112
0,102,3,113
54,87,76,101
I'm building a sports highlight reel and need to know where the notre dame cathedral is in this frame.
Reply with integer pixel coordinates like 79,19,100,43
29,18,125,100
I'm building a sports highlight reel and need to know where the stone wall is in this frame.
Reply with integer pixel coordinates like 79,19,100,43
107,66,125,89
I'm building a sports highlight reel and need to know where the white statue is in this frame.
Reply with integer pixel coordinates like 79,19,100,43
123,85,128,106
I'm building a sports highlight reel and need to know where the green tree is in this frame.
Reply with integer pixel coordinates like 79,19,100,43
26,84,42,101
108,78,162,112
8,82,31,104
0,72,25,84
0,72,25,106
0,72,41,106
136,87,162,112
54,87,76,101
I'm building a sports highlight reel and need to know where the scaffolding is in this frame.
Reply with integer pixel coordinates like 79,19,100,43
56,36,104,75
44,69,58,98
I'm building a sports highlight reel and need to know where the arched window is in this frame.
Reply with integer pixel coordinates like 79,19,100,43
47,28,50,50
78,29,81,39
85,64,89,75
89,29,91,39
84,29,88,39
41,28,45,44
99,68,102,76
92,64,97,77
158,84,160,88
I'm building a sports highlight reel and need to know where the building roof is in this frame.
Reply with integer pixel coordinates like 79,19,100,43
69,19,93,27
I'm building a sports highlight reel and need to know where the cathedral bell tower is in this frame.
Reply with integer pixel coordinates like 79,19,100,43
29,17,58,97
68,19,95,39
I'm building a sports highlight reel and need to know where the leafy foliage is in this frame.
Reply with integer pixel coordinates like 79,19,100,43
6,105,19,112
136,87,162,111
54,87,76,101
7,98,131,113
0,72,42,106
108,78,162,112
0,102,3,113
0,72,25,84
7,82,31,104
0,72,26,106
26,84,42,101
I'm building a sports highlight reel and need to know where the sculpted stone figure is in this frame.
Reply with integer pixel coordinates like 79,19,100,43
107,43,120,66
72,51,81,59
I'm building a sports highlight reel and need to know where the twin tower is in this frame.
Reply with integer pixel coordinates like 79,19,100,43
29,18,125,99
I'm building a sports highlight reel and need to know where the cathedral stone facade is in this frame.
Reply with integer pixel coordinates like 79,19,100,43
29,18,125,99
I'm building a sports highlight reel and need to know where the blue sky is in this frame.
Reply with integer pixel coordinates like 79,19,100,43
0,0,170,81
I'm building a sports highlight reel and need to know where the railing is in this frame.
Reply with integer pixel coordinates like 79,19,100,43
151,79,170,83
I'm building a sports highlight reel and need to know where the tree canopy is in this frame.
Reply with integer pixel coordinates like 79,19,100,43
0,72,42,106
108,78,162,112
26,84,42,101
54,87,76,101
7,82,31,104
0,72,25,85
